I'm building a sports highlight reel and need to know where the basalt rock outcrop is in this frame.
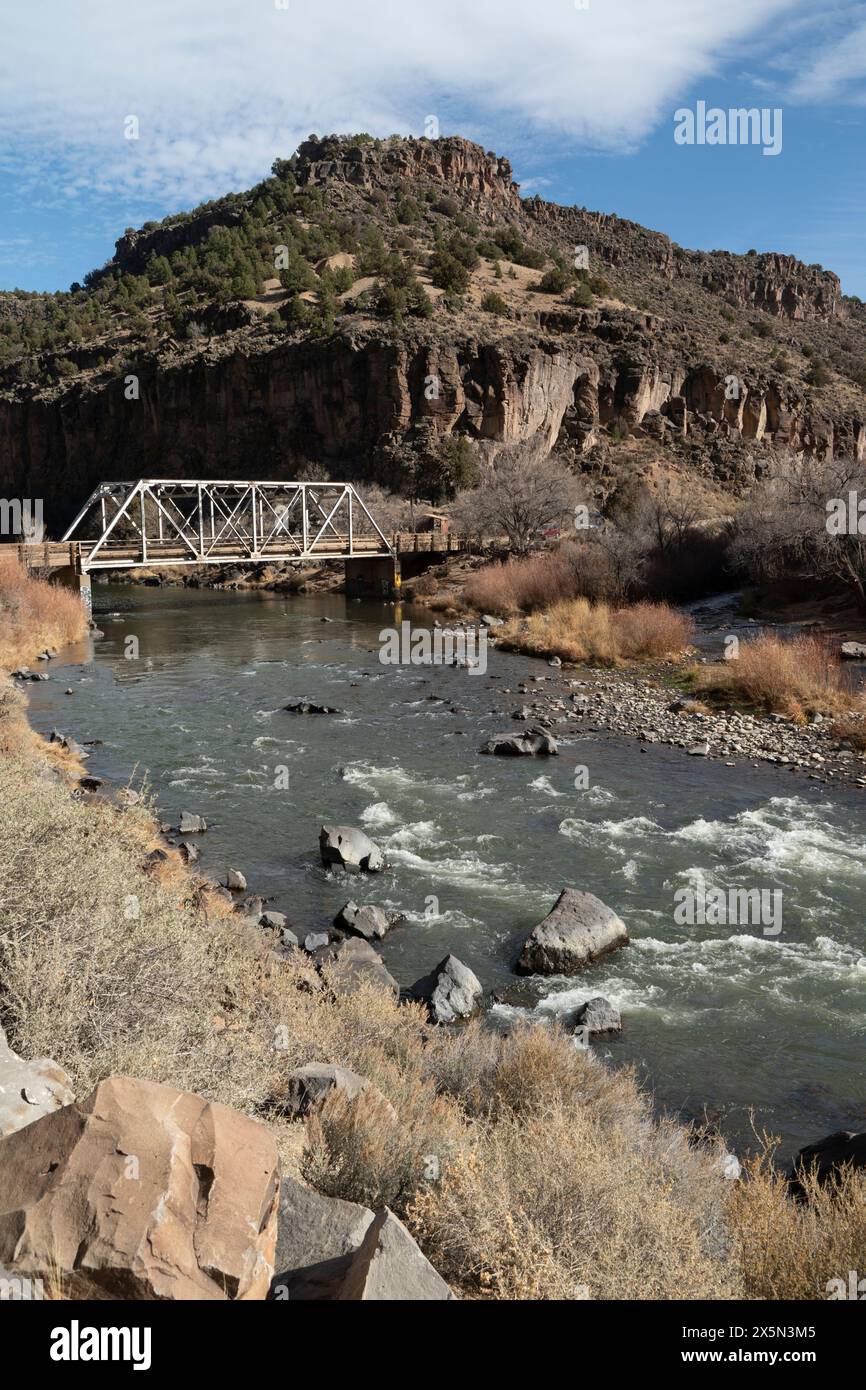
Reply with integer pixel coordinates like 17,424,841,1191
1,132,864,530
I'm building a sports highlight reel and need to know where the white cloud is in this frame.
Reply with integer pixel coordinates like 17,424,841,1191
788,15,866,103
0,0,808,207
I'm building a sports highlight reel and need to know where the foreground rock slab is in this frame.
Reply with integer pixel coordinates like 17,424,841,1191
0,1027,75,1138
269,1180,454,1301
339,1209,456,1300
517,888,629,975
319,825,386,872
0,1075,279,1300
409,954,483,1023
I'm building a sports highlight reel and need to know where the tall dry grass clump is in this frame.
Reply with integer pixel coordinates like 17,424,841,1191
729,1144,866,1300
0,561,87,668
693,633,859,721
501,598,693,666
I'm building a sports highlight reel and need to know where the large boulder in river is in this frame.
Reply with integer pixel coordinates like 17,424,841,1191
573,996,622,1036
481,728,559,756
0,1027,75,1138
0,1076,279,1300
516,889,629,975
319,825,386,873
788,1130,866,1198
409,954,483,1023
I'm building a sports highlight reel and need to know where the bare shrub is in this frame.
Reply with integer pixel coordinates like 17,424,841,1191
732,452,866,608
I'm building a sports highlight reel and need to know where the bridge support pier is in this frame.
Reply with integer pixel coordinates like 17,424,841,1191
52,565,92,617
344,555,401,601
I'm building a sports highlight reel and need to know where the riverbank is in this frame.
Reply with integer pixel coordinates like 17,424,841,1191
0,676,741,1298
4,595,866,1298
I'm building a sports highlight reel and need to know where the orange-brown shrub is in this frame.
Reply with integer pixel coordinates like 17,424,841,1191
694,634,859,720
0,561,88,668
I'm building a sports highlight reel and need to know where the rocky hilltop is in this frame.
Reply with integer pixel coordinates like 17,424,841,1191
1,133,864,530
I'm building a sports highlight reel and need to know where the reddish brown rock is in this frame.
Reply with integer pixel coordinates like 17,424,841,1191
0,1075,279,1300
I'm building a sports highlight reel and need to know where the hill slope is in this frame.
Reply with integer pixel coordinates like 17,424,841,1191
1,133,864,531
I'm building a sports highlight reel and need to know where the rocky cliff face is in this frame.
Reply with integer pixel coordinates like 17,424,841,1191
1,133,864,529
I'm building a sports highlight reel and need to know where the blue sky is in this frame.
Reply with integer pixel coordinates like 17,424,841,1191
1,0,864,296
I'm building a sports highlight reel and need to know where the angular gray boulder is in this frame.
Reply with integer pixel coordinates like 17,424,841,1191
516,889,629,975
573,996,622,1036
178,810,207,834
268,1182,454,1301
409,954,483,1024
0,1028,75,1138
319,825,386,873
338,1209,456,1301
321,938,399,997
281,1063,370,1118
788,1130,866,1196
269,1177,374,1301
334,900,392,942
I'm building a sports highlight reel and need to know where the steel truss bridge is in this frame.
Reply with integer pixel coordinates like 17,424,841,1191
60,479,395,570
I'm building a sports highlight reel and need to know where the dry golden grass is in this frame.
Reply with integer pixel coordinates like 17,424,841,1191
3,678,864,1300
693,633,861,721
729,1143,866,1300
0,561,88,669
500,598,693,666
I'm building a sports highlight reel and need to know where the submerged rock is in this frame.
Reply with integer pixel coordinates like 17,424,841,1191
284,701,340,715
480,728,559,756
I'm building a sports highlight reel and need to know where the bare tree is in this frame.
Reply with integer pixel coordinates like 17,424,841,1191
452,446,587,554
732,452,866,608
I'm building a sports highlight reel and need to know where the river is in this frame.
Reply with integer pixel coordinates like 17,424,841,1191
26,583,866,1162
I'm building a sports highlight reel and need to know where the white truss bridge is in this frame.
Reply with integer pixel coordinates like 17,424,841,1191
60,479,395,570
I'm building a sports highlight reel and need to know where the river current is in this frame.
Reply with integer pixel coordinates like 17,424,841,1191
27,584,866,1161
